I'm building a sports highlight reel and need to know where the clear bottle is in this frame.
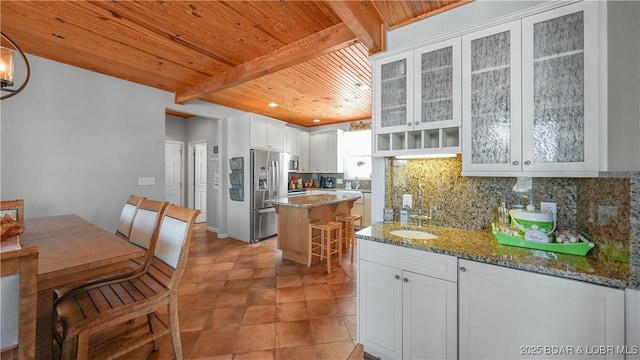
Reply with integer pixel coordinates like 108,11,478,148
497,200,510,233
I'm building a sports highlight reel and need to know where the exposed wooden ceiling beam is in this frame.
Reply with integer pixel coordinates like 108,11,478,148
175,22,358,104
324,1,386,55
165,109,194,119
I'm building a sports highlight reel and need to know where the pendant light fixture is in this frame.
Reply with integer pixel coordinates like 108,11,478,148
1,32,30,100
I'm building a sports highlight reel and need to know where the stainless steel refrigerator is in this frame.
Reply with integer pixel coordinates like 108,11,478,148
250,149,285,243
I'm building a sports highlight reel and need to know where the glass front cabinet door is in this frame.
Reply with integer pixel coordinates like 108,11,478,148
414,38,461,131
374,52,414,135
374,39,461,155
521,1,599,174
462,21,522,173
463,1,599,176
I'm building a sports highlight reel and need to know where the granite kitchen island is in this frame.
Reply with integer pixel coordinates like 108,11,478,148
269,193,361,264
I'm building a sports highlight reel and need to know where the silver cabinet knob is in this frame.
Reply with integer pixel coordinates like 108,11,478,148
414,121,419,125
524,160,531,165
407,122,412,127
459,266,467,272
403,278,409,283
395,275,400,280
512,161,519,166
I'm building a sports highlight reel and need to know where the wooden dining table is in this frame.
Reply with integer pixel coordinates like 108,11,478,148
19,214,145,360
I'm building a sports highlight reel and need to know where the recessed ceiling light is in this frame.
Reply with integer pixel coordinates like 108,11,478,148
313,119,320,123
268,102,278,107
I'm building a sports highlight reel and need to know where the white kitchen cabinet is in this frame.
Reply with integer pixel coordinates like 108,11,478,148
373,38,461,156
309,130,343,173
458,260,625,359
285,127,297,154
358,240,457,360
462,1,599,176
285,127,310,172
250,115,285,151
298,131,309,172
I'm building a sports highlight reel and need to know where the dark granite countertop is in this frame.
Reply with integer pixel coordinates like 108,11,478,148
356,222,630,289
268,193,361,209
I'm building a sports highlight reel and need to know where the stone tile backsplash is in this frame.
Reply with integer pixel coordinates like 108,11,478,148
384,155,632,252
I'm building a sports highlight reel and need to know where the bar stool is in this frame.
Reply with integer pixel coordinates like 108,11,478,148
308,221,343,273
335,214,363,261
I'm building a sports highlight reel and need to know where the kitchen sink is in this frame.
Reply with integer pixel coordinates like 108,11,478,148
389,229,438,240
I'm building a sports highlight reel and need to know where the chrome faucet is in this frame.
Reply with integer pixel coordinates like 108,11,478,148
410,183,437,227
354,176,360,190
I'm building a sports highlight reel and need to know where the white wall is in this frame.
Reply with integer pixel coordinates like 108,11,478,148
1,54,243,233
1,55,168,230
607,0,640,171
226,115,251,241
165,115,188,142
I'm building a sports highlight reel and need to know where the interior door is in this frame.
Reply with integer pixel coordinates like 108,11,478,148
194,143,207,223
164,141,183,205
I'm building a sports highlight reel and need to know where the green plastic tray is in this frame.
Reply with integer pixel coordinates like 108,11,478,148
493,231,595,256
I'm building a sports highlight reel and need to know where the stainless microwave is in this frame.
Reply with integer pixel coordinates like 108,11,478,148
288,156,299,172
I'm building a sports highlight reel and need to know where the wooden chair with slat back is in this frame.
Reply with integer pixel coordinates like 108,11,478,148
54,205,200,360
115,195,145,240
53,199,169,300
0,199,25,225
1,245,38,360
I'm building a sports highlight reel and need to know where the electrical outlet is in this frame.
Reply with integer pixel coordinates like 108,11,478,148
402,194,412,209
540,202,557,219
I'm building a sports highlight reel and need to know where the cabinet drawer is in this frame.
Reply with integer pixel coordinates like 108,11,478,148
360,240,457,282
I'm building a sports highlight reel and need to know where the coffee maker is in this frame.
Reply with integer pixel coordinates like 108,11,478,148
319,176,335,188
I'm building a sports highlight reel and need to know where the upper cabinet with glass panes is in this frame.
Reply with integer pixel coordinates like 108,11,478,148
372,38,461,156
462,1,600,176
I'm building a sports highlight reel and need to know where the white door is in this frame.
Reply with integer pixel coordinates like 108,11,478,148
194,143,207,223
165,141,183,205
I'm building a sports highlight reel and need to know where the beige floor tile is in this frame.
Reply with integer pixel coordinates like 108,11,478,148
315,340,357,360
275,320,314,348
275,345,318,360
235,323,276,353
309,317,351,344
276,274,303,288
303,284,333,301
276,301,308,322
232,350,275,360
189,328,239,358
142,225,361,359
243,304,277,325
306,299,340,319
275,287,305,303
247,288,277,306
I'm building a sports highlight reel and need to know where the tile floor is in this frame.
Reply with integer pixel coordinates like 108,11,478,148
141,223,360,360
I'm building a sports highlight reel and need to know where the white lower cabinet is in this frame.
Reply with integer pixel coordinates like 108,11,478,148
358,240,457,360
458,259,625,359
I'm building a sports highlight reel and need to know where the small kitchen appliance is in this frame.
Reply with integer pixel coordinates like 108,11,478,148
288,155,299,172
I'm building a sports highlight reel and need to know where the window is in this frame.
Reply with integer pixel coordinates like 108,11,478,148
343,130,372,180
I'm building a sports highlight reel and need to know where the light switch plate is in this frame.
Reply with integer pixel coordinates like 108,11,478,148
138,177,156,186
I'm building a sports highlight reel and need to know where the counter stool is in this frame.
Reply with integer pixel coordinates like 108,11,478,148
335,214,363,261
308,221,343,273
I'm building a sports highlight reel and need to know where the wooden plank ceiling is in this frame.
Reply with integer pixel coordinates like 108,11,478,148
1,1,470,127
